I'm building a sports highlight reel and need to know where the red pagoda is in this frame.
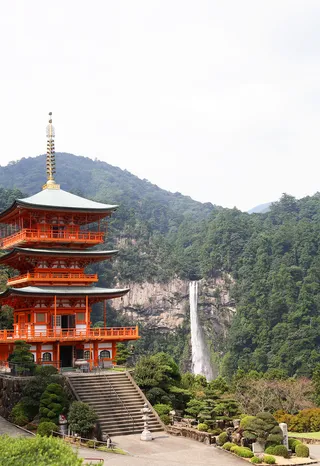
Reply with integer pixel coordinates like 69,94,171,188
0,113,139,368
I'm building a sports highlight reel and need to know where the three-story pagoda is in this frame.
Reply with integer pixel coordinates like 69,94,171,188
0,113,139,368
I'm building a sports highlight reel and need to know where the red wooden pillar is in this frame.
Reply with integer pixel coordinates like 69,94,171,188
93,341,98,367
36,343,41,364
112,341,117,365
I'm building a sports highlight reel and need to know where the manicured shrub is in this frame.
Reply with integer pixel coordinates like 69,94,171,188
263,455,276,464
68,401,98,437
222,442,234,450
160,414,171,425
232,446,254,458
266,433,283,446
197,423,208,432
217,431,228,445
10,402,29,426
288,438,302,452
264,446,275,455
295,444,309,458
153,403,172,416
250,457,263,464
40,383,68,423
272,445,289,458
37,421,57,437
230,445,238,453
209,427,222,435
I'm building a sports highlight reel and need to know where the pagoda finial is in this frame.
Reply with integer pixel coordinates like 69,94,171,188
42,112,60,190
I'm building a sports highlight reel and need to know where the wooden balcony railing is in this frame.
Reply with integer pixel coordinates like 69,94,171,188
0,228,104,249
8,272,98,286
0,326,139,342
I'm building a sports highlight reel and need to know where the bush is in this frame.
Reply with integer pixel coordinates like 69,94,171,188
208,427,222,435
263,455,276,464
288,438,302,452
160,414,171,425
0,435,83,465
222,442,234,450
230,445,238,453
40,383,68,423
264,446,275,455
86,440,96,448
266,433,283,446
10,402,29,426
272,445,289,458
250,457,263,464
295,444,309,458
68,401,98,437
37,422,57,437
217,431,228,445
153,403,172,416
197,423,208,432
232,446,254,458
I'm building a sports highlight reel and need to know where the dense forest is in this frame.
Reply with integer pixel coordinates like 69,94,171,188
0,154,320,378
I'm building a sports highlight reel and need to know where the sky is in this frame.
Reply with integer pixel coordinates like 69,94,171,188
0,1,319,211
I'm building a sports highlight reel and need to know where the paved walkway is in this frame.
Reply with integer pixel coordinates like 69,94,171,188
77,432,247,466
0,416,31,437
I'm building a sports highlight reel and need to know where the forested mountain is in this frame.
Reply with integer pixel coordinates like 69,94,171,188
1,154,320,378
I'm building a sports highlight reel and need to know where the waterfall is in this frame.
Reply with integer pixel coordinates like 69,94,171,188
189,281,214,381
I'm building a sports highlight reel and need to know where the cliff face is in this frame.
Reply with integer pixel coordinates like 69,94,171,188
113,275,236,371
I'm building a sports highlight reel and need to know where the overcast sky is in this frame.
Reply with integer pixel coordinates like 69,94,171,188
0,1,319,211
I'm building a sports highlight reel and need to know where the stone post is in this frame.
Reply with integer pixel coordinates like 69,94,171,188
279,423,289,450
140,403,153,441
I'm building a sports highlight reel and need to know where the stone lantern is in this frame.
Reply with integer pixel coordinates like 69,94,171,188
140,403,153,441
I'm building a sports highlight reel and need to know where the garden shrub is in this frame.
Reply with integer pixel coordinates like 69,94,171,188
217,431,228,445
10,402,29,426
86,440,95,448
276,408,320,433
230,445,238,452
266,433,283,446
68,401,98,437
288,438,302,452
272,445,289,458
197,423,208,432
160,414,171,425
240,416,256,430
0,435,83,466
295,444,309,458
153,403,172,416
232,446,254,458
263,455,276,464
222,442,234,451
37,421,57,437
264,446,275,455
250,457,263,464
40,383,68,423
208,427,222,435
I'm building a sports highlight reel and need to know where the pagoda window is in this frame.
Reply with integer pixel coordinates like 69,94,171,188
42,352,51,362
36,313,46,323
77,313,85,322
100,350,111,359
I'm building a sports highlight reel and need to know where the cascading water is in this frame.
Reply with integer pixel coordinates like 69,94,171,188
189,281,214,381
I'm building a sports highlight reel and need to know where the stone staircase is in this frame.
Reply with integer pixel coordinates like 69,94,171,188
66,372,164,436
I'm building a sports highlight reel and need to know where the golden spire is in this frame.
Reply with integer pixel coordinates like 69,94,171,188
42,112,60,190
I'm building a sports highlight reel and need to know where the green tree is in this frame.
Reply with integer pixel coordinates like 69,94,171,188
8,341,35,375
68,402,97,437
39,383,68,423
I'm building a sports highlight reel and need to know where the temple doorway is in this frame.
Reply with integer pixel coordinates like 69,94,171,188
60,345,73,367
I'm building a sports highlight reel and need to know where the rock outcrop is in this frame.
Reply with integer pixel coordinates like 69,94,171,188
113,275,236,371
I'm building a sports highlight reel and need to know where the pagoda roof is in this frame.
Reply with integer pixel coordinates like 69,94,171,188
0,247,118,260
0,188,118,221
0,286,129,299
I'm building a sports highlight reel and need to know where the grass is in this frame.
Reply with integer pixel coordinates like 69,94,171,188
289,432,320,439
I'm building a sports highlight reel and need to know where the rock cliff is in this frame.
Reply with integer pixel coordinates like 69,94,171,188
113,275,236,371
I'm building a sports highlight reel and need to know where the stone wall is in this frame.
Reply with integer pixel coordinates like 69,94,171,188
0,375,29,419
166,425,215,445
